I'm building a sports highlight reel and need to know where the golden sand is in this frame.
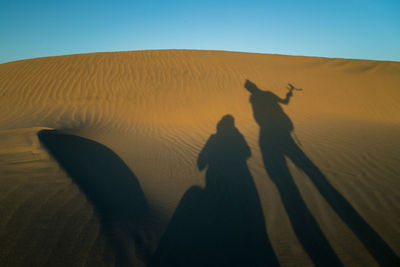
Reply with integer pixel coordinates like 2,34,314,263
1,50,399,266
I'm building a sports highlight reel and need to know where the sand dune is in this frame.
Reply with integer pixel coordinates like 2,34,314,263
0,50,399,266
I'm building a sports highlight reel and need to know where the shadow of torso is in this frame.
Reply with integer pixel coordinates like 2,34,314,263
250,90,293,136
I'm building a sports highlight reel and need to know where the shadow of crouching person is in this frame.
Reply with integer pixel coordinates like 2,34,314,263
150,115,279,267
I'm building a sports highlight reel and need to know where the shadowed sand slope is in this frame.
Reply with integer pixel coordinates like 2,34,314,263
38,129,159,266
1,50,400,266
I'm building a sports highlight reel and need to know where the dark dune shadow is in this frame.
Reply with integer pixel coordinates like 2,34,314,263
38,130,155,267
150,115,279,267
245,80,400,266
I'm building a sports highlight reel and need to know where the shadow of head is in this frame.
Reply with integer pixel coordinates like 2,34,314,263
216,114,235,133
244,79,260,94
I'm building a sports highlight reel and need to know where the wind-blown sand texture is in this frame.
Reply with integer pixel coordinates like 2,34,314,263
0,50,399,266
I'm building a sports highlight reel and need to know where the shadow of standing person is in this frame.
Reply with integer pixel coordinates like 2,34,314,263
150,115,279,267
245,80,400,266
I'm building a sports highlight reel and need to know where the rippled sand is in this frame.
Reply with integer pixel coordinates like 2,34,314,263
1,50,399,266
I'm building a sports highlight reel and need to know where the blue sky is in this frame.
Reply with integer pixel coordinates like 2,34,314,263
1,0,399,63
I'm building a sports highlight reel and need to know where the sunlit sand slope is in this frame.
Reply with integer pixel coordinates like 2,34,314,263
0,50,399,266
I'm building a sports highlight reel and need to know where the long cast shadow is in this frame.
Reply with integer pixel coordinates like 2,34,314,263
150,115,279,267
38,130,155,266
245,80,400,266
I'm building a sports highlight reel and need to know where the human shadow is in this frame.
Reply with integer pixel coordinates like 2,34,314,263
245,80,400,266
38,130,156,267
150,115,279,267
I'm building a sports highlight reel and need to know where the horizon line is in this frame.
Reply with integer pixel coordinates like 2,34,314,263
1,48,399,65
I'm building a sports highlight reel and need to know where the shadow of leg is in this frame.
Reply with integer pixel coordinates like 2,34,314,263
260,141,342,267
286,139,400,266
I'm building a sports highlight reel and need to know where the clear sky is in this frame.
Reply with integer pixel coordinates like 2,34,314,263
1,0,399,63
